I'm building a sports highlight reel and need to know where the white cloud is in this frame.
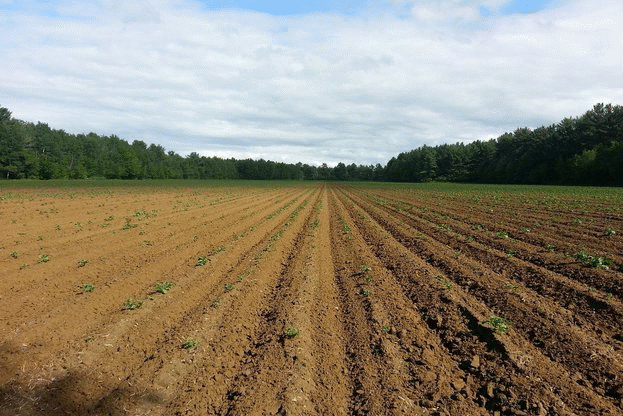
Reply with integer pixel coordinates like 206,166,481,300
1,0,622,166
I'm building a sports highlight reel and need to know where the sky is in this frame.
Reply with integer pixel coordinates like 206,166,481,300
1,0,622,166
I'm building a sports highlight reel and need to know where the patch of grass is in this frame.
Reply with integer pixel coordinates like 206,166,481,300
182,337,198,349
123,298,144,310
154,281,175,294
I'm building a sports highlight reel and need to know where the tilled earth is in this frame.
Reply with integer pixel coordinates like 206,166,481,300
0,182,622,415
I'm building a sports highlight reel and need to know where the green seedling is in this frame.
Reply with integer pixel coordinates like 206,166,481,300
77,259,89,267
360,265,372,273
10,251,19,259
123,298,144,310
486,315,511,335
82,283,96,293
544,244,555,252
182,337,198,349
196,256,210,266
154,281,175,294
224,283,235,292
575,251,611,270
496,231,509,239
37,254,50,263
604,228,616,236
284,327,300,339
361,287,373,297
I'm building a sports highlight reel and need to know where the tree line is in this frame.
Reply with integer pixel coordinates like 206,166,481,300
1,103,622,185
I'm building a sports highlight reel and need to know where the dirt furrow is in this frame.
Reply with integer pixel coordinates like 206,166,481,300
0,187,317,415
342,189,613,413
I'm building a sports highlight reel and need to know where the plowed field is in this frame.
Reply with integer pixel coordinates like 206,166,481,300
1,181,622,415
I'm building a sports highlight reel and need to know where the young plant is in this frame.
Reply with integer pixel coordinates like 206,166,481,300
575,251,611,270
604,227,616,236
182,337,198,349
360,264,372,273
81,283,96,293
37,254,50,263
196,256,210,266
224,283,235,292
123,298,144,310
154,281,175,294
77,259,90,267
284,327,300,339
486,315,511,335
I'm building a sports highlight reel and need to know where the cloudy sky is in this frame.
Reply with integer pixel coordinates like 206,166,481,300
1,0,622,166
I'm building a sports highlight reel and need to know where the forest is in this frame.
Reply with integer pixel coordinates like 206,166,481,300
1,103,622,185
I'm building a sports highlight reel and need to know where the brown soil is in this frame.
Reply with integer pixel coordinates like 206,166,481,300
1,182,622,415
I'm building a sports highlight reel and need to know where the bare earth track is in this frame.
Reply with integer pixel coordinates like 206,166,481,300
1,181,622,415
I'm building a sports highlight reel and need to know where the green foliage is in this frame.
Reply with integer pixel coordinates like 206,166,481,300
196,256,210,266
81,283,96,293
360,264,372,272
574,252,611,270
284,327,300,338
182,337,198,349
37,253,50,263
154,281,175,294
123,298,144,310
77,259,89,267
486,315,511,335
1,102,622,185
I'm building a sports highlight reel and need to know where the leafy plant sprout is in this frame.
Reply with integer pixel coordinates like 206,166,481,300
224,283,235,292
182,337,198,349
604,227,616,236
123,298,144,310
196,256,210,266
360,264,372,273
154,281,175,294
77,259,89,267
82,283,96,293
496,231,509,239
574,251,611,270
486,315,511,335
37,254,50,263
284,327,300,339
